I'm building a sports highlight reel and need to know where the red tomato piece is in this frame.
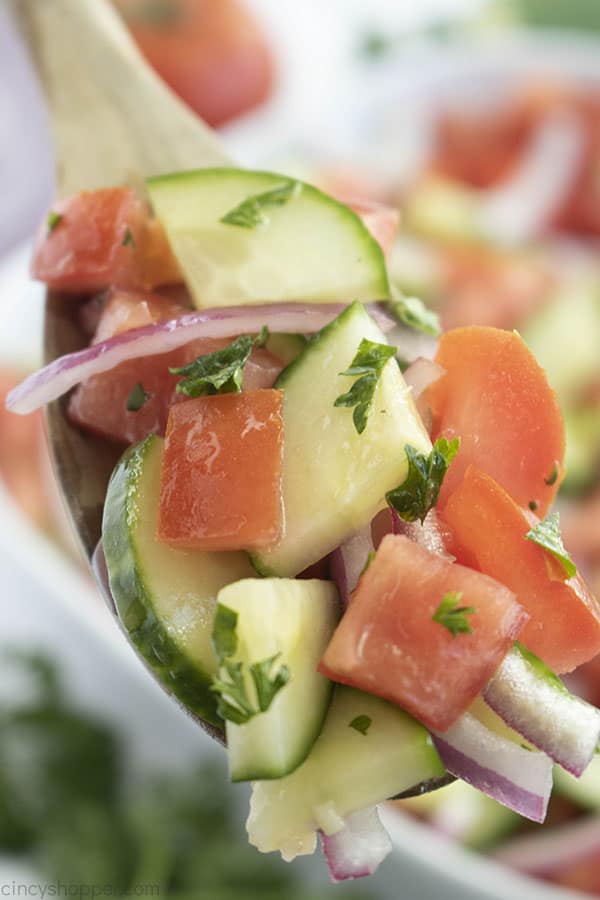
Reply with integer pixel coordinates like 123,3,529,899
442,466,600,673
68,290,283,445
424,326,565,516
157,390,284,551
319,534,527,732
32,188,180,293
115,0,273,127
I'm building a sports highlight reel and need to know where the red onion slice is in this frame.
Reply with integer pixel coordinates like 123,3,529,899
484,644,600,778
7,302,395,415
320,806,392,882
431,711,553,823
330,528,375,609
402,356,445,402
492,816,600,878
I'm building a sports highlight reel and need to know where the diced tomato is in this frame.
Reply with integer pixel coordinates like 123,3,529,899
423,326,565,516
68,290,283,445
114,0,273,127
442,466,600,673
32,188,180,293
157,390,284,551
319,534,527,732
0,371,50,529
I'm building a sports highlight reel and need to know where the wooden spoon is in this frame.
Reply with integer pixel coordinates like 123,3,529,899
9,0,452,795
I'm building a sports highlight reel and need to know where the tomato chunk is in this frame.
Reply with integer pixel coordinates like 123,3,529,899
442,466,600,673
32,188,180,293
424,326,565,516
319,534,527,732
68,290,283,445
158,390,284,551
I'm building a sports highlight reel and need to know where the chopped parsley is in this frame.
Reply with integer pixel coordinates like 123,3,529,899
386,437,460,523
525,511,576,579
529,500,539,512
126,382,149,412
432,591,476,638
349,715,372,736
47,210,63,235
220,180,301,229
170,327,268,397
544,463,560,486
334,338,397,434
210,605,290,725
388,292,440,337
122,226,136,248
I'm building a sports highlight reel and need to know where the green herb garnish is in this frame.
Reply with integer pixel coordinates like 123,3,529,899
386,437,460,523
126,382,149,412
349,715,372,735
525,511,576,579
47,210,63,235
334,338,397,434
171,328,268,397
432,591,476,638
210,605,290,725
388,292,440,337
122,226,136,248
220,181,301,229
544,463,560,486
529,500,539,512
360,550,377,578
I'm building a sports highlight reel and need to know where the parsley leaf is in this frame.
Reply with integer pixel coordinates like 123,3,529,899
525,511,576,579
170,328,268,397
210,604,290,725
386,437,460,523
47,210,63,235
388,292,440,337
334,338,397,434
122,226,136,248
126,382,149,412
544,463,560,486
349,715,372,735
220,181,301,229
432,591,476,638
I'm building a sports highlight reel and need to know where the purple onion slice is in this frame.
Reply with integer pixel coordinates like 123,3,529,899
320,806,392,882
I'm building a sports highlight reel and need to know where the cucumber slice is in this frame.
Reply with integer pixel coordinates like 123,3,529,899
146,168,389,308
252,302,432,576
247,685,444,861
102,434,253,726
215,578,338,782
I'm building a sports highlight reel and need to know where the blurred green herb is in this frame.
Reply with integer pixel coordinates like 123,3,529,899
0,651,376,899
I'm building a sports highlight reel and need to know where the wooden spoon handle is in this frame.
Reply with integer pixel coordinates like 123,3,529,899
9,0,230,196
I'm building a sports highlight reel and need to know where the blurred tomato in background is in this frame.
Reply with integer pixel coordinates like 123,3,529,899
113,0,274,126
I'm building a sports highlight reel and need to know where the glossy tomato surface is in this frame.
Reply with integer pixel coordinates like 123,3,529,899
32,188,180,293
158,390,284,551
442,466,600,673
425,325,565,516
320,534,527,732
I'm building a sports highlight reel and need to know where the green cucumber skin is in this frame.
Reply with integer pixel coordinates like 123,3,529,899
230,680,334,784
102,436,222,728
147,168,390,304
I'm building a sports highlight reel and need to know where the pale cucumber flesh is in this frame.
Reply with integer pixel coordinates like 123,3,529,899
216,578,339,781
252,302,432,576
247,685,444,861
146,168,389,309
